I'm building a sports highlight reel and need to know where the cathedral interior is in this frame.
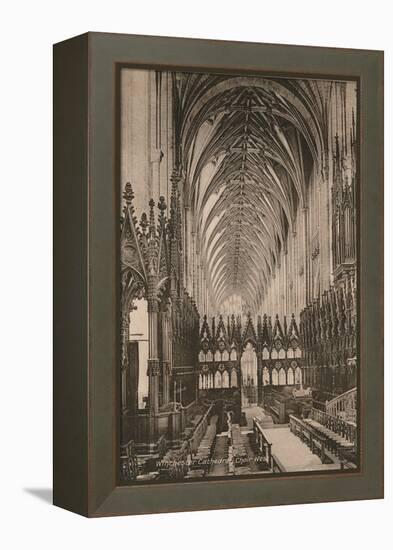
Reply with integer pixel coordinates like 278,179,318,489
120,69,358,482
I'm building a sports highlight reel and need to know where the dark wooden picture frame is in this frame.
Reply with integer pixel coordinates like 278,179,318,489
53,32,383,517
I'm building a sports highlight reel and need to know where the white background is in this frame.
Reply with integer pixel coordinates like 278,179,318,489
0,1,391,548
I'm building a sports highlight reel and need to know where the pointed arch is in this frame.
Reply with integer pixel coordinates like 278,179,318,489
230,368,238,387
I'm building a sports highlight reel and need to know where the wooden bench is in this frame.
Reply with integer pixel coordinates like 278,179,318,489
289,415,328,463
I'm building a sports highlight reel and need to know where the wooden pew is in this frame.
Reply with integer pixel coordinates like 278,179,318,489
289,415,327,463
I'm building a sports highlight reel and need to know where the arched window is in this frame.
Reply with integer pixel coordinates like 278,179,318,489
198,374,203,389
295,366,302,384
209,372,214,388
287,347,294,359
241,342,257,385
263,367,270,386
230,368,238,387
272,368,278,385
198,351,205,362
262,347,270,359
279,368,286,385
222,370,229,388
271,349,278,360
222,350,229,361
206,350,213,362
214,350,220,362
287,367,294,385
278,348,286,359
295,348,302,358
214,371,222,388
230,348,237,361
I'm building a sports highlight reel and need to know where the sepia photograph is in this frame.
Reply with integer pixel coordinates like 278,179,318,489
119,68,359,484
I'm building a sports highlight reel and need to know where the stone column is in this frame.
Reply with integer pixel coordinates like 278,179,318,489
150,148,163,205
303,207,310,305
120,307,130,412
191,231,196,299
283,248,288,316
147,297,160,413
120,307,130,446
320,159,332,292
184,206,191,291
162,308,171,405
292,226,298,312
147,270,160,446
257,352,263,405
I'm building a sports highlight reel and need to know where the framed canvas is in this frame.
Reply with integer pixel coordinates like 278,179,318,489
53,32,384,517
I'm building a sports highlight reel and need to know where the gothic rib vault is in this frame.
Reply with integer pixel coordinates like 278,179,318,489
175,74,333,314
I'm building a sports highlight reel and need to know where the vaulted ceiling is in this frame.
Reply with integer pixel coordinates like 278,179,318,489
173,73,331,313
